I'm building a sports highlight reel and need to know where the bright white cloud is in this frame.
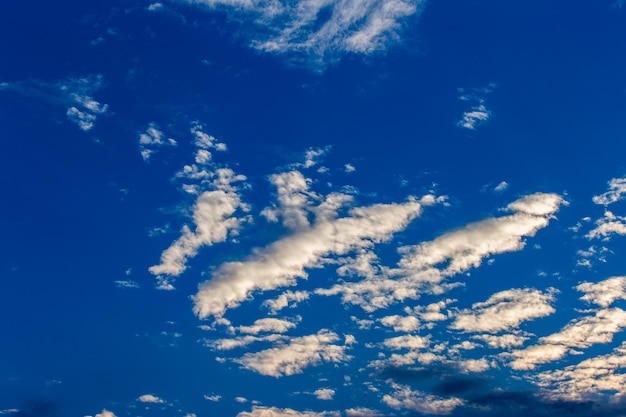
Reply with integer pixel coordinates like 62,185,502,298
237,407,340,417
472,333,529,349
183,0,426,65
94,410,117,417
263,290,310,313
138,123,177,161
344,408,383,417
115,280,140,289
379,315,420,332
206,333,286,351
494,181,508,192
313,388,335,400
592,177,626,205
233,330,351,377
382,384,465,415
457,104,490,130
509,308,626,370
534,341,626,401
577,276,626,308
193,189,433,319
237,318,298,334
0,74,108,131
138,394,165,403
204,394,222,401
586,211,626,240
320,193,563,311
450,288,556,333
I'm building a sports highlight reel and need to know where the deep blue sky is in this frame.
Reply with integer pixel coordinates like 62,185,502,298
2,1,626,417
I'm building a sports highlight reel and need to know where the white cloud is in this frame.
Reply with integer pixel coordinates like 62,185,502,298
260,171,317,230
94,411,117,417
577,276,626,308
509,308,626,370
115,280,140,288
237,407,340,417
138,394,165,403
472,333,529,349
237,318,298,334
450,288,555,333
0,74,108,131
206,333,286,350
150,166,249,289
320,193,563,311
457,104,490,130
138,123,177,161
344,163,356,173
233,330,351,377
183,0,426,65
586,211,626,240
344,408,383,417
235,396,248,403
313,388,335,400
204,394,222,401
534,341,626,401
382,384,465,415
0,411,19,416
263,290,310,313
379,315,420,332
592,177,626,205
193,188,432,318
494,181,508,192
383,334,429,350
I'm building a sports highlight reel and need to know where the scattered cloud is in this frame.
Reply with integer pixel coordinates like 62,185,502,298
586,211,626,240
263,290,310,313
494,181,509,192
138,394,165,403
94,411,117,417
383,383,465,415
138,123,177,161
344,164,356,173
237,407,339,417
592,177,626,206
181,0,427,67
313,388,335,400
509,308,626,370
576,276,626,308
450,288,556,333
319,193,563,311
233,330,352,377
0,74,108,131
456,84,496,130
204,394,222,402
193,182,436,318
114,280,140,288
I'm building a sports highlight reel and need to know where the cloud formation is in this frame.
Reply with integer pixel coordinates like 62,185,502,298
182,0,426,65
233,330,352,377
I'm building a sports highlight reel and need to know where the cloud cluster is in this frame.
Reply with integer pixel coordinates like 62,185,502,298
233,330,352,377
457,84,495,130
193,179,434,318
149,124,249,289
0,74,108,131
450,288,555,333
182,0,426,65
509,308,626,370
319,193,563,311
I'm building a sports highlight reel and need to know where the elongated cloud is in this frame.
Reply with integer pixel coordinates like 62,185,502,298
193,195,431,318
237,407,340,417
577,276,626,308
450,288,556,333
182,0,426,64
592,177,626,205
320,193,564,311
509,308,626,370
233,330,351,377
535,341,626,401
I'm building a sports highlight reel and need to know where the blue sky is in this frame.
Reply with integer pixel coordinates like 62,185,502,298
2,1,626,416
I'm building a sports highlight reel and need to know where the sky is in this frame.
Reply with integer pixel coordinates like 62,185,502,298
2,1,626,416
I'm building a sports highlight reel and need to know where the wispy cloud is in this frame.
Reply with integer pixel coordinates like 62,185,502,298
319,193,564,311
233,330,352,377
0,74,108,131
180,0,427,67
450,288,556,333
237,406,340,417
456,84,496,130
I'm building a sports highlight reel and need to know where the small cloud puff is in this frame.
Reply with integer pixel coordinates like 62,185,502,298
138,394,165,403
